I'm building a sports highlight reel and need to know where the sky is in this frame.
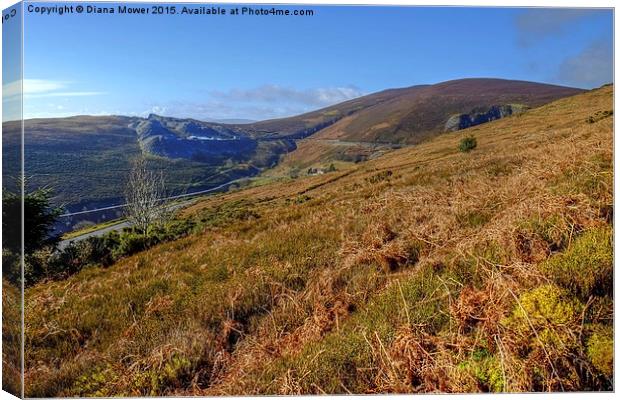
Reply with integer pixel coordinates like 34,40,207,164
2,2,614,122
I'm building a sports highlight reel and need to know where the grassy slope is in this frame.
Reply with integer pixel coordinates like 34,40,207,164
24,86,613,396
262,138,385,178
3,80,581,216
234,87,414,138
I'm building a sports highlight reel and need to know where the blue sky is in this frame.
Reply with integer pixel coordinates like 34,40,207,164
2,3,614,121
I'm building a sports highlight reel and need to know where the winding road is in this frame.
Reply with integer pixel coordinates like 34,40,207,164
57,178,244,250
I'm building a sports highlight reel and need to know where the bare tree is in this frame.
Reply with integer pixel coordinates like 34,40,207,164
124,156,168,234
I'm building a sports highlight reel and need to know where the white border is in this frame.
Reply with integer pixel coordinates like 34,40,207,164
0,1,617,400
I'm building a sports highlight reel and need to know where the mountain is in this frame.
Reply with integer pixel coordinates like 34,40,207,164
21,85,613,396
308,78,583,143
263,78,584,174
2,78,584,231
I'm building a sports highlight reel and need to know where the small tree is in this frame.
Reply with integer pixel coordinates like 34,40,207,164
459,136,477,152
2,185,62,254
3,183,62,285
124,157,168,235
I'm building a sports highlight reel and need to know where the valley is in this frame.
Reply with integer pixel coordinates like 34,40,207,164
2,78,584,235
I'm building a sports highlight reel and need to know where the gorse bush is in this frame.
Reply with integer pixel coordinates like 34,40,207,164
539,227,613,299
458,136,477,152
28,218,198,285
586,325,613,377
502,284,583,347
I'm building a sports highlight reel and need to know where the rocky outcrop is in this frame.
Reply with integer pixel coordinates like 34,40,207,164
444,104,529,132
130,114,298,168
132,114,257,163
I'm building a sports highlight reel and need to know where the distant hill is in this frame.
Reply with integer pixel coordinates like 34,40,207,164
230,86,420,139
2,115,290,232
265,79,584,174
308,78,584,144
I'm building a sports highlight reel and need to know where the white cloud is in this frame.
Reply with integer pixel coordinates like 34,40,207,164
144,84,365,121
2,79,105,99
24,79,66,94
141,100,309,121
210,84,364,108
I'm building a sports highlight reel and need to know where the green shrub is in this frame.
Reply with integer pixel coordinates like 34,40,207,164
366,170,393,184
42,245,87,281
458,347,505,392
502,284,583,349
113,232,152,258
31,218,199,286
71,365,118,397
458,136,477,152
586,325,613,377
540,227,613,299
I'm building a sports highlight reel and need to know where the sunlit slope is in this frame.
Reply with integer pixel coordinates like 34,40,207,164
233,78,582,141
25,85,612,396
310,78,583,143
266,78,584,175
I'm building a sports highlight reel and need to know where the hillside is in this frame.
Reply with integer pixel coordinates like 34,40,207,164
234,79,582,142
2,115,291,232
22,85,613,396
230,86,419,139
269,79,584,174
311,78,583,143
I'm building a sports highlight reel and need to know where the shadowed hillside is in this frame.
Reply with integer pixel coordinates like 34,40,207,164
2,115,290,232
23,85,612,396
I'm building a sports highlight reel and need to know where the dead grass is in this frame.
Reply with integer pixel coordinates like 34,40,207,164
2,279,22,396
23,85,613,395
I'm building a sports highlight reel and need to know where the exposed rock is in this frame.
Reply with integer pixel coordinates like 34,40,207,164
132,115,257,163
444,104,529,132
